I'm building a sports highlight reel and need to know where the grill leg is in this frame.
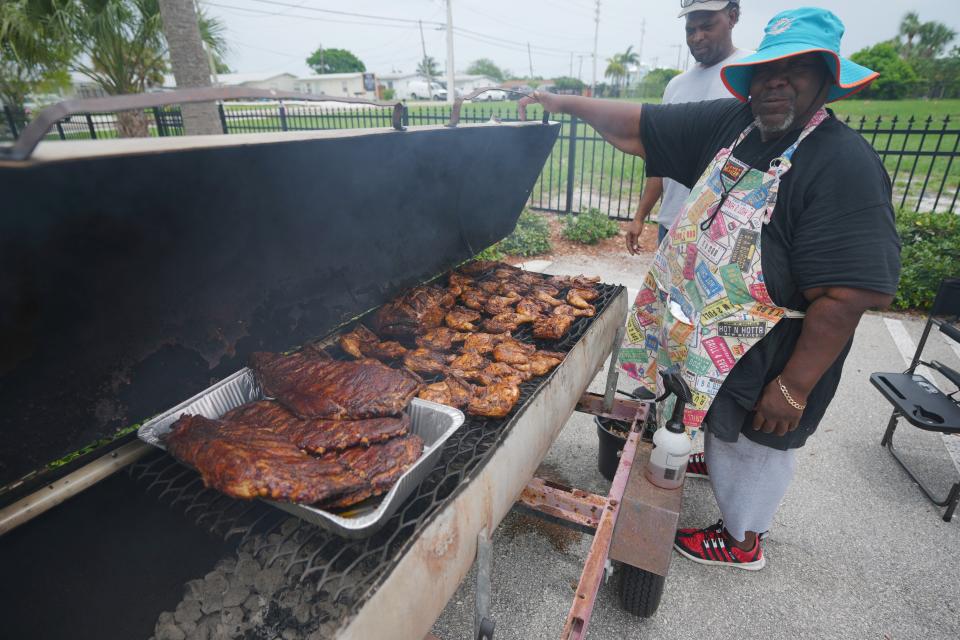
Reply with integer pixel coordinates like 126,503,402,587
474,528,495,640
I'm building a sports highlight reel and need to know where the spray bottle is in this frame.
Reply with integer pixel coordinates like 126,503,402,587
645,367,693,490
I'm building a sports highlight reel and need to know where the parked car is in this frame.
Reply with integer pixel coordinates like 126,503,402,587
471,89,507,102
507,85,534,100
406,80,447,101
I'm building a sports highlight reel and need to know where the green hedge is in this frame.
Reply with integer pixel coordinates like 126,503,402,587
894,210,960,310
561,208,620,245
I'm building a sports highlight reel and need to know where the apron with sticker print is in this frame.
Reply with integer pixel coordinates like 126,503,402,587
618,108,829,434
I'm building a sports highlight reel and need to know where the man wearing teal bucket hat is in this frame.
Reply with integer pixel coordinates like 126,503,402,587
521,6,900,570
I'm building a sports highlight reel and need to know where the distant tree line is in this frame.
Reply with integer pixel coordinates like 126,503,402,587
849,12,959,99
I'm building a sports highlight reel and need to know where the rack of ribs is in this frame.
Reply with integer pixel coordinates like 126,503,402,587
251,351,422,419
369,284,456,337
222,400,410,454
164,414,368,503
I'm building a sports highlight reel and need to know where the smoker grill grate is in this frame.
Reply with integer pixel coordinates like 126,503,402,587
130,277,625,633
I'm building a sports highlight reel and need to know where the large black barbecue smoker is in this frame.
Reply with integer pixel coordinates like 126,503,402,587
0,89,684,640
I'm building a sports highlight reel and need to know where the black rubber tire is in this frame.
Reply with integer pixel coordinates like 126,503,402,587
618,564,665,618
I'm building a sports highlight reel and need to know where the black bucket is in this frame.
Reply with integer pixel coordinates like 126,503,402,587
595,416,630,481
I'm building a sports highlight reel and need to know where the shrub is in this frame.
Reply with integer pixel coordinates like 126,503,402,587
561,208,620,245
474,244,504,261
381,87,396,101
893,209,960,310
498,209,552,256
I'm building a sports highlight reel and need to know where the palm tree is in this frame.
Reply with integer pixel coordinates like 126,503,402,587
604,58,625,96
417,55,440,78
898,12,922,58
158,0,223,135
916,21,957,58
67,0,227,137
0,0,72,113
617,45,639,89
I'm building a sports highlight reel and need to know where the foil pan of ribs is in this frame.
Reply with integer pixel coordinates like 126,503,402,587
138,367,464,538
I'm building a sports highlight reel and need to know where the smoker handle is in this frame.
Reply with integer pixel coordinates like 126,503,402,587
0,86,406,162
446,87,550,128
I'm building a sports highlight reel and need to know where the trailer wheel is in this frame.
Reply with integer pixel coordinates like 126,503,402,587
618,564,665,618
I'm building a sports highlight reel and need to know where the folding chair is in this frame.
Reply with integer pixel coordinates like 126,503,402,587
870,278,960,522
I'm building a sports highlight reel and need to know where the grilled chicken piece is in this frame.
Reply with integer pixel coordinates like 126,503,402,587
223,400,409,454
566,288,600,309
321,434,424,509
533,290,564,308
515,297,546,317
493,266,522,280
554,303,595,318
492,339,536,365
402,347,452,375
482,311,537,334
447,272,475,296
548,274,601,289
478,280,502,294
460,332,508,354
468,381,521,418
338,325,407,361
415,326,467,351
533,313,574,340
459,288,489,311
497,280,527,297
528,351,564,376
482,361,530,385
448,351,488,372
445,306,482,332
251,351,421,419
370,284,455,338
485,292,521,315
165,414,367,503
418,375,475,409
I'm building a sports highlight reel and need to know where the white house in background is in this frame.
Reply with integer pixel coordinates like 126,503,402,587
379,73,499,100
293,73,378,100
215,72,298,92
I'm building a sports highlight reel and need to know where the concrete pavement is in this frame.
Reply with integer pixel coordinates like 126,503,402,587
431,255,960,640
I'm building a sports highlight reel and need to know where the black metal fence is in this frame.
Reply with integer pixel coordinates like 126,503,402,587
4,102,958,214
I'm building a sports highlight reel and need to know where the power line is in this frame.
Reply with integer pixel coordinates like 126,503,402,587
237,0,445,25
202,1,422,29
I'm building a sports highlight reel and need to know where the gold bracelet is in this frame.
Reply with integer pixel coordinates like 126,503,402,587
777,376,806,411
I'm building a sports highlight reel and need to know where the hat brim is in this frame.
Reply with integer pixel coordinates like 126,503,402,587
678,1,733,18
720,45,879,103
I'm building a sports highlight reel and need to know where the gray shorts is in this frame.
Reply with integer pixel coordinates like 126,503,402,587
704,430,798,542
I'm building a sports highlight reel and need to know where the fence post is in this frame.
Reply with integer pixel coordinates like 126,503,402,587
565,115,579,213
402,105,409,127
55,121,66,140
85,113,97,139
3,105,19,139
153,107,167,137
217,103,228,134
279,102,288,131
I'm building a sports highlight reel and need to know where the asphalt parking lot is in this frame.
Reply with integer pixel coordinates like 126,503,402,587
432,254,960,640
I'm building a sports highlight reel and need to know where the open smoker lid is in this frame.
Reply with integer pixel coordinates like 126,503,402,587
0,108,559,497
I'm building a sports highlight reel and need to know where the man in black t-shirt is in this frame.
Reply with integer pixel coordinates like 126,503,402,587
521,7,900,571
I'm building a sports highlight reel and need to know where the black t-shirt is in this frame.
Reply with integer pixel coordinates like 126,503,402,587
639,98,901,449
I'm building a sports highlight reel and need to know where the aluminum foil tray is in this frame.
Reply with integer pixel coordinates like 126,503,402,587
138,368,465,538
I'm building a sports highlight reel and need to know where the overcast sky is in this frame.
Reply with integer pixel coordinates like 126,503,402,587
201,0,959,80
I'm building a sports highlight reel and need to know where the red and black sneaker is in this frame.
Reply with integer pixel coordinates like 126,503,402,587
686,451,708,479
674,524,766,570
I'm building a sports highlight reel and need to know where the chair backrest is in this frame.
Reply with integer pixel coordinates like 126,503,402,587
931,278,960,318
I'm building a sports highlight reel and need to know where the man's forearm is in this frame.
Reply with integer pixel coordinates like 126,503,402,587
636,177,663,220
550,96,645,156
780,288,892,399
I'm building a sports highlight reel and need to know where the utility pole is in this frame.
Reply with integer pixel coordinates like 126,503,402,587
673,43,682,70
591,0,600,96
419,19,432,100
318,42,324,74
569,52,573,77
527,42,534,79
578,55,584,82
445,0,456,104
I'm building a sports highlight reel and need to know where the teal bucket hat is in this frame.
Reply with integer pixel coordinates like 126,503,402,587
721,7,879,103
